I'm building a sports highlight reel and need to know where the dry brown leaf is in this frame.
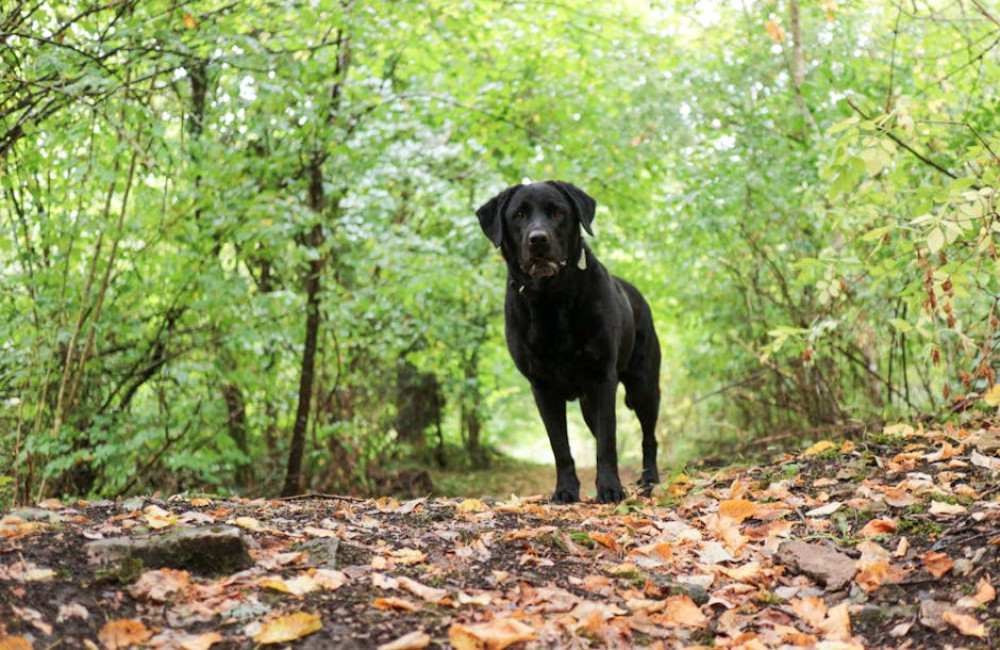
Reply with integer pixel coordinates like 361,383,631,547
143,504,176,529
881,485,919,507
377,631,431,650
789,596,827,629
659,594,707,628
941,611,986,638
0,638,33,650
928,501,966,516
129,568,190,602
921,551,954,578
252,612,322,645
448,617,537,650
588,531,620,553
179,632,224,650
98,619,153,649
397,576,449,603
820,602,851,641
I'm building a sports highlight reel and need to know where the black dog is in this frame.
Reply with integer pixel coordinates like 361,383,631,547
476,181,661,504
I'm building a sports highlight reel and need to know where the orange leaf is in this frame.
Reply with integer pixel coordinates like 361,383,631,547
252,612,322,644
719,499,757,522
921,551,954,578
820,602,851,641
98,619,153,649
765,19,786,42
974,578,996,604
588,531,620,553
0,638,34,650
373,597,419,612
182,12,197,29
855,561,890,593
790,596,827,629
448,617,537,650
942,611,986,638
858,518,896,538
660,594,707,628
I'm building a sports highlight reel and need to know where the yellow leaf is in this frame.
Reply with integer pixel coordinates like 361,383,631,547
803,440,837,456
458,498,487,513
143,505,176,529
448,618,537,650
182,12,197,29
253,612,322,645
983,384,1000,406
98,619,153,649
719,499,757,522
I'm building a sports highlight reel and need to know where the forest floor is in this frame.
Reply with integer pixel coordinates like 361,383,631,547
3,421,1000,649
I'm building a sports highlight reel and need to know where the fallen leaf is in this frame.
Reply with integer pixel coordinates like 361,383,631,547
37,498,64,510
790,596,827,629
458,498,488,513
820,602,851,641
252,612,322,645
858,518,896,538
805,501,842,517
803,440,837,456
659,594,707,628
942,611,986,638
99,619,153,649
143,504,177,529
974,577,996,604
449,618,537,650
855,561,890,593
234,516,266,531
180,632,224,650
982,383,1000,406
719,499,757,522
928,501,966,516
130,568,189,602
881,485,919,507
377,631,431,650
397,576,449,603
920,551,954,578
0,638,33,650
374,597,420,612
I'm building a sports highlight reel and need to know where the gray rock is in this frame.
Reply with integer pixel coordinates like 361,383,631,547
775,540,857,591
85,525,253,576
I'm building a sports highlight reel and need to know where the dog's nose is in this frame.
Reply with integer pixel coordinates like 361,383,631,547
528,230,550,247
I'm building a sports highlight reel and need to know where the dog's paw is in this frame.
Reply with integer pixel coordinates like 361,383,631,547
636,469,659,496
551,487,580,504
596,483,627,504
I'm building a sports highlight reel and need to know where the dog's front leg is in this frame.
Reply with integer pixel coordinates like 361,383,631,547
531,385,580,503
582,381,627,504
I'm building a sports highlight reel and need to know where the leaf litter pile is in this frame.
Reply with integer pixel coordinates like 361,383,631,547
4,422,1000,648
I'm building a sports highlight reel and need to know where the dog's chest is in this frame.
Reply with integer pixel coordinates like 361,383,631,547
507,299,611,387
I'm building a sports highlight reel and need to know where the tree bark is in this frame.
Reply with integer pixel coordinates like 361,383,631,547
281,157,326,496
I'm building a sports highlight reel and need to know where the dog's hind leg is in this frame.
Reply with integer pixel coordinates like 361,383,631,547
624,378,660,492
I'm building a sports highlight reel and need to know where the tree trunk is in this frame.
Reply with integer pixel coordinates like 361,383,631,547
281,158,326,497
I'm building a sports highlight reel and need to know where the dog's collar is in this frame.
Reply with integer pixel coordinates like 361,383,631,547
517,249,587,294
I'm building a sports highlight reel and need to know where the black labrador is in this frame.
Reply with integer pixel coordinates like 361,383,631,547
476,181,661,504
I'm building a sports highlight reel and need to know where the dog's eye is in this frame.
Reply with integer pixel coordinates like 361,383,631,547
552,210,565,220
513,210,526,221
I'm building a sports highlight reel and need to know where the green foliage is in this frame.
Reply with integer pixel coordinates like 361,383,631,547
1,0,998,504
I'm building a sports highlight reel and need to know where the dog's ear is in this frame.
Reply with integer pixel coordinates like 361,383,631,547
476,184,520,247
547,181,596,236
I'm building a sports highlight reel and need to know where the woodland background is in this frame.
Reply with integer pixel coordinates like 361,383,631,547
1,0,998,505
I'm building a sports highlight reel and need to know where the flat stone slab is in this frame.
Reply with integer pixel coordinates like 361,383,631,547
775,540,857,591
85,525,253,576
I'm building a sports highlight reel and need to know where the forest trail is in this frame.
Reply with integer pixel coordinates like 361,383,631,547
3,421,999,649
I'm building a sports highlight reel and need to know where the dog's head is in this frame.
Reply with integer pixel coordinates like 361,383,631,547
476,181,596,279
